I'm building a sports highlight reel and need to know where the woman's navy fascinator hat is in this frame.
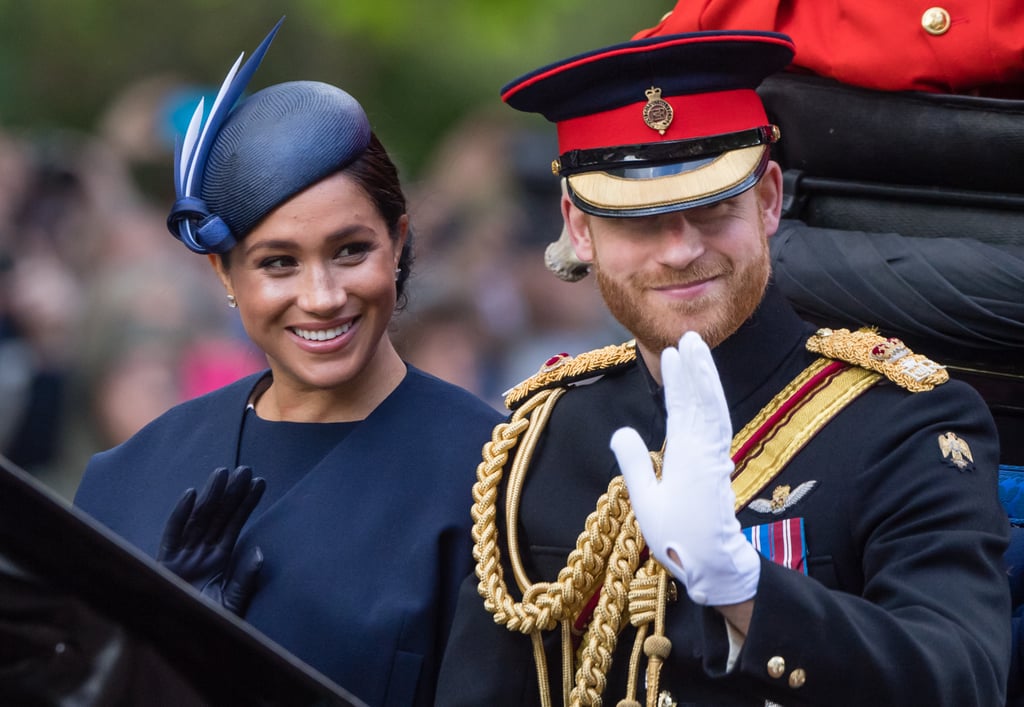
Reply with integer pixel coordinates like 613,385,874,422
167,18,372,254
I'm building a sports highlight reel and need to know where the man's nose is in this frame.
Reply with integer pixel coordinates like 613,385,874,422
655,214,705,268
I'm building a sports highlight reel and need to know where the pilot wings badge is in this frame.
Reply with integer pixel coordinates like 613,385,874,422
938,432,974,471
748,481,818,515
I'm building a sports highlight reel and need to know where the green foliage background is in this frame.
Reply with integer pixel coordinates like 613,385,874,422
0,0,672,189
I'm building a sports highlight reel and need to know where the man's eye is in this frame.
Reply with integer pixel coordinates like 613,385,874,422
694,201,727,212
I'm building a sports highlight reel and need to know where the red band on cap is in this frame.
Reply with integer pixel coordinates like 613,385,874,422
556,89,767,153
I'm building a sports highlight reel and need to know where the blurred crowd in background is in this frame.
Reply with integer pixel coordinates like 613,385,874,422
0,76,628,500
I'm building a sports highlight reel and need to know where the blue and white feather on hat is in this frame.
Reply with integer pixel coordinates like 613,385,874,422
167,17,372,254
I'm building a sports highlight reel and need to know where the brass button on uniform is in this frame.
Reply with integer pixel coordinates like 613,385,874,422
789,668,807,688
767,656,786,678
921,7,951,35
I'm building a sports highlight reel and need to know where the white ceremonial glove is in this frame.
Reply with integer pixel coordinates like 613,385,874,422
611,331,760,606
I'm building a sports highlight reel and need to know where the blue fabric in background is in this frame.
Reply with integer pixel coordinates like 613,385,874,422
999,465,1024,526
1002,466,1024,706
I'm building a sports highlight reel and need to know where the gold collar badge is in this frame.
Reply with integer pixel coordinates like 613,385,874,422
938,432,974,471
643,86,673,135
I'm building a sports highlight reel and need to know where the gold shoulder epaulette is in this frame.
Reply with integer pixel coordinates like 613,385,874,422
503,340,637,409
805,327,948,392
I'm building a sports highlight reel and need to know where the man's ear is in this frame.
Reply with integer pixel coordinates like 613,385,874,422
561,190,594,263
757,160,784,238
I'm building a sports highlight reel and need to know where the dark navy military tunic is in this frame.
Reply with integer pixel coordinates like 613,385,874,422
436,286,1010,706
75,366,502,707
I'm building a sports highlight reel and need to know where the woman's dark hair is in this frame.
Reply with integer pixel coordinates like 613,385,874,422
344,132,415,310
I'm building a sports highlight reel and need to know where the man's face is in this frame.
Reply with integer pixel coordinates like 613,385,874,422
565,164,781,364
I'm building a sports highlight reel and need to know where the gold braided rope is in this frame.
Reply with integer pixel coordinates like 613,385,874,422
473,387,647,707
507,388,566,594
473,390,571,635
476,335,904,706
572,506,642,705
503,341,637,409
627,559,663,629
643,569,674,707
622,621,649,707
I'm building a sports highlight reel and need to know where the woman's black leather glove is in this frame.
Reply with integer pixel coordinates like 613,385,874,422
157,465,266,616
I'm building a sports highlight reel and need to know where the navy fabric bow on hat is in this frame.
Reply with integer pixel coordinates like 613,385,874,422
167,17,284,254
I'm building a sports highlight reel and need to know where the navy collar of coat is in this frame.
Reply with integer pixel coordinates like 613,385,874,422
713,282,814,407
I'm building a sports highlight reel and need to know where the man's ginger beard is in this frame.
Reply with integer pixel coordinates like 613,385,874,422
593,231,771,352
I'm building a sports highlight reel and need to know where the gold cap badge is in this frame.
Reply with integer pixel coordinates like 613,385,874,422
643,87,674,135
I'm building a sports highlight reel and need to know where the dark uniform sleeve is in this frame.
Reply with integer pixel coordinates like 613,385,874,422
720,379,1010,705
436,570,545,707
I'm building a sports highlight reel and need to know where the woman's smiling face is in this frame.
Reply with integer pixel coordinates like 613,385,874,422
211,170,407,399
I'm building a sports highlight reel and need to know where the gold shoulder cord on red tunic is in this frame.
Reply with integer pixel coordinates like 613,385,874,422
472,332,943,707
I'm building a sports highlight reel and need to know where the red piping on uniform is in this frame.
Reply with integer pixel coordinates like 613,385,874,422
731,360,849,466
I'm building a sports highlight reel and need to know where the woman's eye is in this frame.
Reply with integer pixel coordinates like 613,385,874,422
259,255,295,269
337,242,371,259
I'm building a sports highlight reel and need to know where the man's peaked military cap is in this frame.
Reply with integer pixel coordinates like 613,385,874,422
501,31,795,218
